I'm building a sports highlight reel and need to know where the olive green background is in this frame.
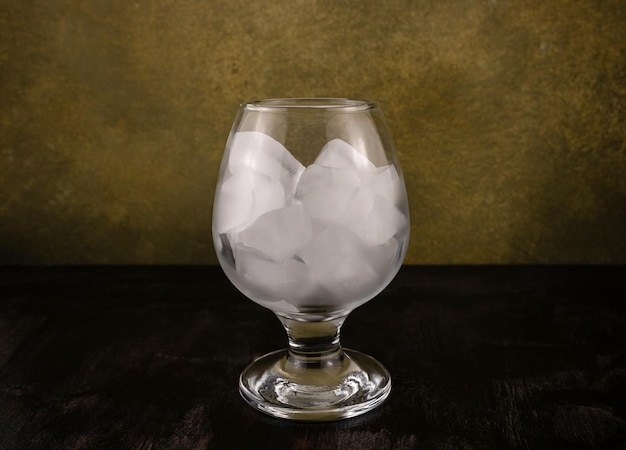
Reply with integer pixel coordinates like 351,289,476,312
1,0,625,264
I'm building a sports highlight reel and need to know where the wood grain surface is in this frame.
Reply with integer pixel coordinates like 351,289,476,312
1,266,625,449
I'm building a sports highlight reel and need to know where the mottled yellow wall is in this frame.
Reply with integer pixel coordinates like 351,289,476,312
1,0,625,264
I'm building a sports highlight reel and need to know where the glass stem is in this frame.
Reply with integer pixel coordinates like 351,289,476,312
276,315,347,369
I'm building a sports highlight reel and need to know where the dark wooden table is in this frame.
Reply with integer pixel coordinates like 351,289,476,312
1,266,625,449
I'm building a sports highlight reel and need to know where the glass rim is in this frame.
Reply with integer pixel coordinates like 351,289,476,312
242,98,378,112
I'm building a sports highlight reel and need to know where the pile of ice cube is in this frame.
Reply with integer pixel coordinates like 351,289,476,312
214,131,407,309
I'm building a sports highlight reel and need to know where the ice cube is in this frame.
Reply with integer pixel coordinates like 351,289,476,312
364,164,404,207
214,233,234,268
368,237,401,275
296,179,400,244
325,112,389,167
213,168,285,233
296,163,361,191
351,195,408,246
272,300,301,314
295,164,361,222
238,204,313,261
227,131,305,199
298,187,350,223
338,185,376,233
314,139,376,173
298,226,383,302
233,244,316,305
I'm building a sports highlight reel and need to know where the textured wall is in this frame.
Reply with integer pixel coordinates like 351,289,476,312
1,0,625,264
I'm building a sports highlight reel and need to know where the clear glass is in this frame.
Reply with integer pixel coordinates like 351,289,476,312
212,98,410,421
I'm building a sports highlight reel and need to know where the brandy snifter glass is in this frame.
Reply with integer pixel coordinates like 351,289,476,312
212,98,409,421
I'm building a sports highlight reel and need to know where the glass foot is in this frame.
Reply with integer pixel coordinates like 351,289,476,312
239,348,391,421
